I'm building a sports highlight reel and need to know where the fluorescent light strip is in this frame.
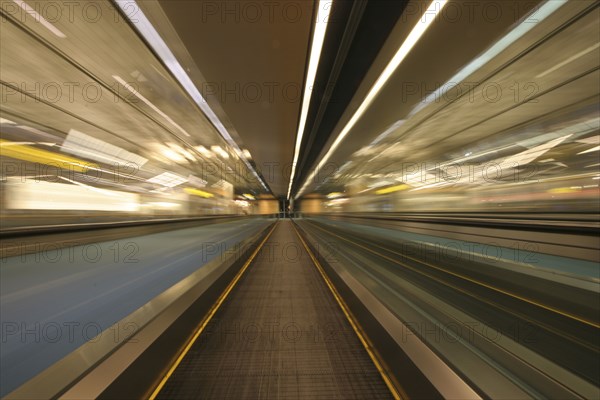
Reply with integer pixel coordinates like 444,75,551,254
113,75,190,137
536,42,600,78
63,128,148,167
286,0,332,199
578,145,600,155
58,176,123,197
147,172,187,187
11,0,66,38
296,0,448,198
409,0,567,117
114,0,268,191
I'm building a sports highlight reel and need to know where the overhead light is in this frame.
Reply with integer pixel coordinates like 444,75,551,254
0,141,40,146
195,145,214,158
547,187,577,194
184,187,214,198
113,75,191,137
338,161,352,172
160,146,187,163
328,197,349,205
57,176,118,196
167,143,196,161
578,146,600,155
287,0,332,199
114,0,269,192
146,172,187,187
149,187,169,194
235,199,250,207
375,184,409,195
368,180,394,188
0,118,16,124
179,149,196,162
0,139,97,172
296,0,448,198
371,120,406,145
409,0,567,117
146,202,180,208
410,182,450,191
4,179,140,211
326,192,344,199
536,43,600,78
576,135,599,145
211,146,229,159
242,193,255,200
183,151,196,161
11,0,66,38
188,175,208,188
62,129,148,167
500,134,572,165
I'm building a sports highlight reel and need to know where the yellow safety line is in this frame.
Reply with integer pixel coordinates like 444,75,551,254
308,221,600,330
292,223,405,400
148,222,278,399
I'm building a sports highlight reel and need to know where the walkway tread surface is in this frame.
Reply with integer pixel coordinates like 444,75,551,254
157,220,392,399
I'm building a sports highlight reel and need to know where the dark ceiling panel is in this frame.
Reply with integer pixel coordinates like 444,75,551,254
292,0,409,195
157,0,315,196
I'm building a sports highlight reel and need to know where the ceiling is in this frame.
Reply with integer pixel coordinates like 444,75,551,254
3,0,595,209
145,0,411,198
295,0,599,209
150,0,316,197
0,0,277,199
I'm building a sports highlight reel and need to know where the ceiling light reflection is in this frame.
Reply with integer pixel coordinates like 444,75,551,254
287,0,332,199
296,0,448,198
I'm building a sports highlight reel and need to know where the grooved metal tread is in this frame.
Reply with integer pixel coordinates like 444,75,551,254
157,220,392,399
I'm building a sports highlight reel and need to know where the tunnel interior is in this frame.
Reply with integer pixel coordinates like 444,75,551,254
0,1,599,399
